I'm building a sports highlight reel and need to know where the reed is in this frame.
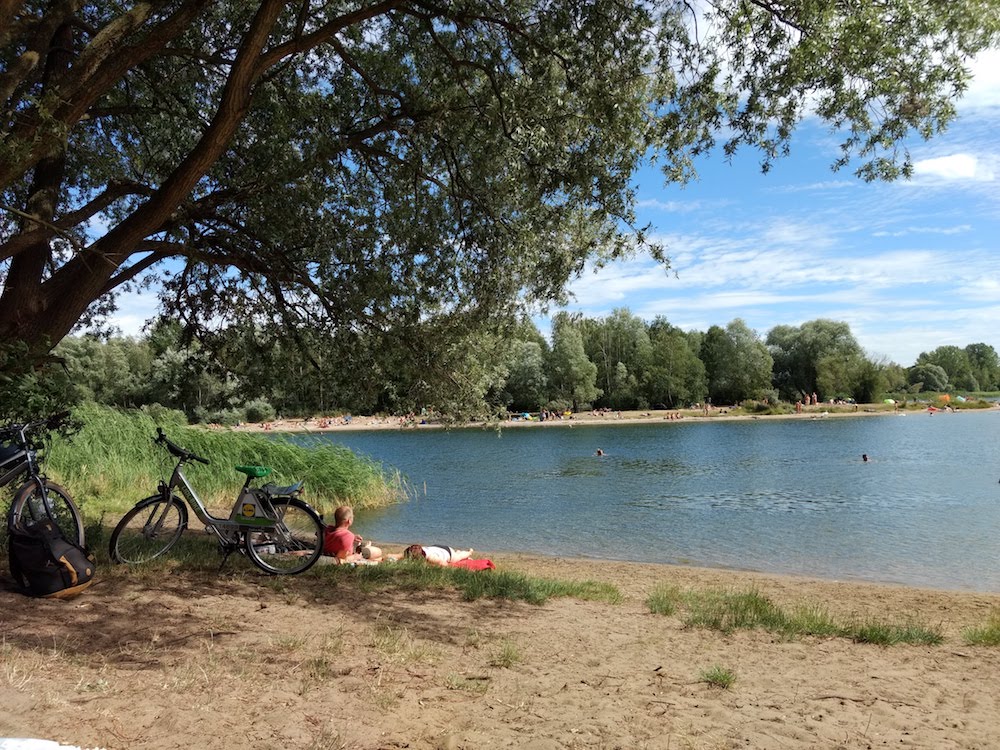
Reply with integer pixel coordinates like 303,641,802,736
44,403,404,519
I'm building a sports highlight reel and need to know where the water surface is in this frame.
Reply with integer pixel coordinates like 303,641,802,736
297,411,1000,591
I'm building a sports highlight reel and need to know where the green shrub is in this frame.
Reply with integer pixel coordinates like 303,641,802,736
243,399,276,424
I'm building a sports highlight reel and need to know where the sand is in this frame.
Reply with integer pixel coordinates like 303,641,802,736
231,405,910,434
3,552,1000,750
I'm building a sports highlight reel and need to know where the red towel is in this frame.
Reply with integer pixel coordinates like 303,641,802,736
450,558,496,571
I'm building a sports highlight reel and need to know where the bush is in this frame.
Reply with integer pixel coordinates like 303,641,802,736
192,407,243,426
243,398,276,424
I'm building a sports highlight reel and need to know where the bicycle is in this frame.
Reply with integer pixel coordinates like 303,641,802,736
109,427,325,575
1,411,84,546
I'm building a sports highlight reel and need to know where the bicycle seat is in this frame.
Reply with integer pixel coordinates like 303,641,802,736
235,464,272,478
261,480,304,496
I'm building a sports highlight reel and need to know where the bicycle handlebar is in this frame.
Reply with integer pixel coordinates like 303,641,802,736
154,427,211,465
1,411,72,441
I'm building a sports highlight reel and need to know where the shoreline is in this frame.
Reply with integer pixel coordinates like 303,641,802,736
226,403,994,434
375,544,1000,597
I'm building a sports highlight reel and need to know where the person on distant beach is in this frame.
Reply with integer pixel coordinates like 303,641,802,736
401,544,474,567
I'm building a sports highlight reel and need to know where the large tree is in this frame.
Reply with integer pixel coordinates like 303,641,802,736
964,343,1000,392
3,0,997,395
548,312,599,411
701,318,773,405
643,317,706,408
767,319,864,401
581,308,651,409
916,345,978,390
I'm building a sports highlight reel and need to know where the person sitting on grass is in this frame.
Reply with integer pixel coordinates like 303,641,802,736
324,505,382,563
401,543,474,567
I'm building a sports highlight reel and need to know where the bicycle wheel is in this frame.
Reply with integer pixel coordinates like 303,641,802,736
109,495,187,564
244,498,323,575
10,480,85,546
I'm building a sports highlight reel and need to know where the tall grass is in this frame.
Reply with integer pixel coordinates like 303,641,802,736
44,403,404,518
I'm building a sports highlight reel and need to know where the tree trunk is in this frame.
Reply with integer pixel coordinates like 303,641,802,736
0,0,286,363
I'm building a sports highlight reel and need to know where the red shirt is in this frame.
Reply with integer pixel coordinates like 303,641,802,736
323,526,356,558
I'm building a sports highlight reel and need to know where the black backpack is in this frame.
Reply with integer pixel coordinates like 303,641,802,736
8,518,96,598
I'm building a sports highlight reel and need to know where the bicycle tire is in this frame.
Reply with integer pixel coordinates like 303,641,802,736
9,480,85,546
109,495,188,564
243,498,323,575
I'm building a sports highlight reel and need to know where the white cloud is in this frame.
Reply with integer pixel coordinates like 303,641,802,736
105,289,160,337
962,49,1000,110
636,198,703,213
912,153,994,182
872,225,973,238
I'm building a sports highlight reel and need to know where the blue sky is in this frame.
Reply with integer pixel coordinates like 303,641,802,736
108,52,999,368
553,51,1000,367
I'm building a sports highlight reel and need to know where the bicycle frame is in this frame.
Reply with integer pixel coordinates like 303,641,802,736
163,460,285,548
0,453,30,488
0,424,37,490
111,427,321,574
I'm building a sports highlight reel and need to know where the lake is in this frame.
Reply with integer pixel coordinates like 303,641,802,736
296,410,1000,592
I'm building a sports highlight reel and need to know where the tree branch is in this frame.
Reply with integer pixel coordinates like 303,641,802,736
101,246,178,295
0,0,212,192
256,0,405,72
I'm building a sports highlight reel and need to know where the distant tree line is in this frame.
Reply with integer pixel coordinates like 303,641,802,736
41,312,999,424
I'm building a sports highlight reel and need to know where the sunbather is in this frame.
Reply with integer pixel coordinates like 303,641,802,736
401,543,474,567
324,505,383,562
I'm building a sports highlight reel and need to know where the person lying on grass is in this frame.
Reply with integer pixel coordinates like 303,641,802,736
399,544,474,567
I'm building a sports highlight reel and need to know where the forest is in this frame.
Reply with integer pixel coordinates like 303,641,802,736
4,3,998,423
44,311,1000,425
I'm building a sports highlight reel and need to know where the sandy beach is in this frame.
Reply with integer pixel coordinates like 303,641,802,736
3,551,1000,750
234,404,921,434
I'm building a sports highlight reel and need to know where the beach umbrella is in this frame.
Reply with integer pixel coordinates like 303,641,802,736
883,399,895,404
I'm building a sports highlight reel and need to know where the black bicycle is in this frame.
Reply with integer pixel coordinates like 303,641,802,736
1,412,84,545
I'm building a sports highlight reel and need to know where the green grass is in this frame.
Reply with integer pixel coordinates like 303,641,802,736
318,559,621,605
846,620,943,646
962,609,1000,646
699,665,736,689
648,585,943,645
489,638,522,669
100,533,624,609
647,583,683,616
44,402,403,519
